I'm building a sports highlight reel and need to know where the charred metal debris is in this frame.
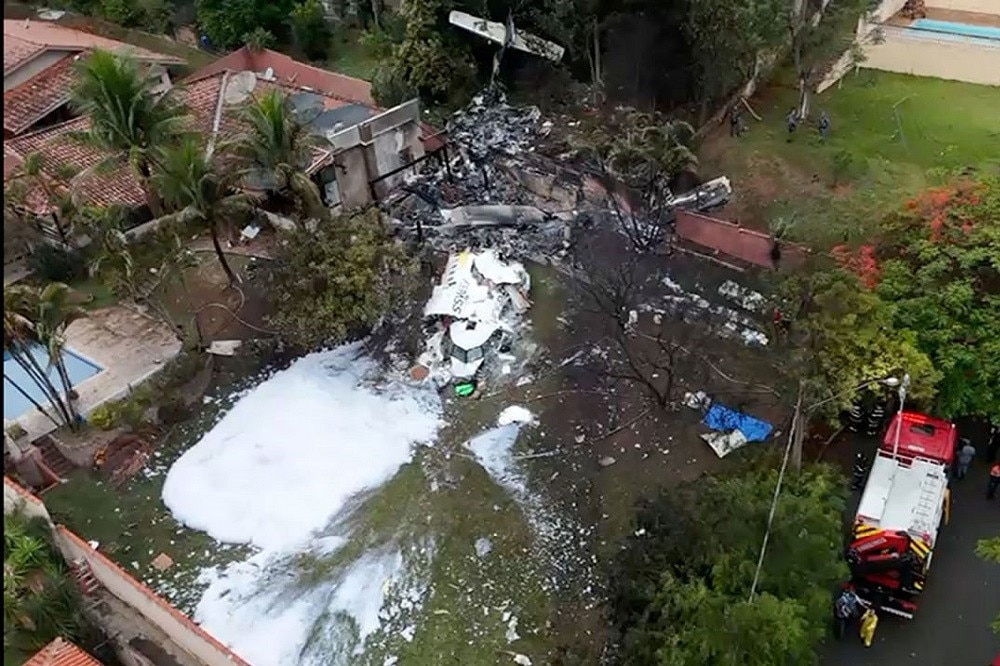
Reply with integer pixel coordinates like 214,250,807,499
383,90,733,264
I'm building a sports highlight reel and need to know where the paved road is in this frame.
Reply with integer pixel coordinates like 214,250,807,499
822,436,1000,666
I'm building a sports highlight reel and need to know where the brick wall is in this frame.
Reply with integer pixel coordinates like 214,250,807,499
673,210,811,270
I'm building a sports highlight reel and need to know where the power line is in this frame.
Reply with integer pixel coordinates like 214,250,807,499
748,382,802,602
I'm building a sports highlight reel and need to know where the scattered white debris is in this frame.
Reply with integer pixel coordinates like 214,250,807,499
701,430,750,458
506,615,521,642
718,280,765,311
87,540,100,550
207,340,242,357
683,391,711,410
512,654,532,666
598,456,616,468
498,405,535,426
475,537,493,559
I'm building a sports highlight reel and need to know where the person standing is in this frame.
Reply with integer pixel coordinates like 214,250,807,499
786,108,798,142
730,106,742,138
819,111,831,142
987,463,1000,500
956,439,976,480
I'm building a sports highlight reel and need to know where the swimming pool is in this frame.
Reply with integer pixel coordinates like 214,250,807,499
912,18,1000,41
4,344,103,420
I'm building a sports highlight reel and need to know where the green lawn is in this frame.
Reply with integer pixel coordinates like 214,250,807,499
700,70,1000,245
326,29,383,81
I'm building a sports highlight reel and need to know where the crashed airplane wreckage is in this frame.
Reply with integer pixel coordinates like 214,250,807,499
415,249,531,394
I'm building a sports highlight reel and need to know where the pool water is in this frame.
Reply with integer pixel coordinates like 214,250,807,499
912,18,1000,41
4,344,103,420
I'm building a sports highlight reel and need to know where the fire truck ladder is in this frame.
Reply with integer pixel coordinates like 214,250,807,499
911,473,942,536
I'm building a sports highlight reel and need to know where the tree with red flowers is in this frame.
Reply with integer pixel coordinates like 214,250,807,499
829,176,1000,420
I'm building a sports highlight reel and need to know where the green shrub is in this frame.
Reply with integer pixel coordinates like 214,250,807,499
831,148,858,186
87,402,120,431
27,245,89,283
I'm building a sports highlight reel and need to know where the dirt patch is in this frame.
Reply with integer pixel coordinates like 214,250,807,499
699,129,829,230
158,250,275,343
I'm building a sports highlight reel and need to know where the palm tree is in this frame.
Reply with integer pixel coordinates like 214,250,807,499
69,49,190,215
232,89,329,222
34,283,88,427
152,138,263,285
3,285,86,431
4,288,72,429
4,511,86,652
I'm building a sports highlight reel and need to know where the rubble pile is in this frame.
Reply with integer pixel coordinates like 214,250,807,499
388,89,583,261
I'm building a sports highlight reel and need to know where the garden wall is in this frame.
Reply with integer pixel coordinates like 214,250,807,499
926,0,998,13
673,210,811,270
3,476,53,524
54,526,251,666
863,26,1000,86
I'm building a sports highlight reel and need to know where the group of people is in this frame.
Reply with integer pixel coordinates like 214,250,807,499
727,105,830,141
954,424,1000,501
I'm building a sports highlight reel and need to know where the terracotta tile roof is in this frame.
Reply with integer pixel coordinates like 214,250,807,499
3,70,353,212
3,19,183,73
3,52,81,135
4,33,44,73
187,46,374,105
24,638,102,666
6,116,145,210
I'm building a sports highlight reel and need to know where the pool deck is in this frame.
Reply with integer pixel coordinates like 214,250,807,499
11,305,182,443
888,7,1000,29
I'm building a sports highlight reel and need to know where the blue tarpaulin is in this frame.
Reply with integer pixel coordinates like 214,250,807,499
702,403,774,442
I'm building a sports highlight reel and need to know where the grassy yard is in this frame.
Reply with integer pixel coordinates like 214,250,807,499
699,70,1000,246
326,28,383,81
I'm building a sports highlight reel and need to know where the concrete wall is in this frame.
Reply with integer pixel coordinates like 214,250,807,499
863,26,1000,86
673,210,812,270
926,0,999,13
55,526,251,666
3,49,71,91
327,99,425,207
3,476,53,524
333,146,371,208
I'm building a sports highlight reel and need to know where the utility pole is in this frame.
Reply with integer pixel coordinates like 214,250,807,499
791,380,807,472
891,373,912,462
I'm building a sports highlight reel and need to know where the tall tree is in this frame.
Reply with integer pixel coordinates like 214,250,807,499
788,0,878,118
874,177,1000,420
267,208,416,349
611,462,848,665
7,284,89,430
975,537,1000,634
684,0,787,122
232,90,329,222
195,0,297,50
70,49,191,215
152,139,261,285
777,268,939,423
3,287,77,430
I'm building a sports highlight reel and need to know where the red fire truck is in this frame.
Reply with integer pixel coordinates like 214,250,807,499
846,411,957,619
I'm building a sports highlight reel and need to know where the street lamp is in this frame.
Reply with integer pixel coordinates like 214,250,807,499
890,373,912,462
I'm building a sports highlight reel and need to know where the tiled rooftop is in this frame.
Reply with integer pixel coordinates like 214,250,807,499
3,19,182,73
24,638,102,666
4,52,81,134
5,70,356,211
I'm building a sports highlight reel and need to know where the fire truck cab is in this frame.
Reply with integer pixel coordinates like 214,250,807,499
848,411,957,619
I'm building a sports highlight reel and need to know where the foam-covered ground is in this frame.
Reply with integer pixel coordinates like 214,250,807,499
161,343,443,665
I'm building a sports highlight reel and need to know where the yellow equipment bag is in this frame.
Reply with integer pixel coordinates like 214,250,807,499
860,608,879,647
